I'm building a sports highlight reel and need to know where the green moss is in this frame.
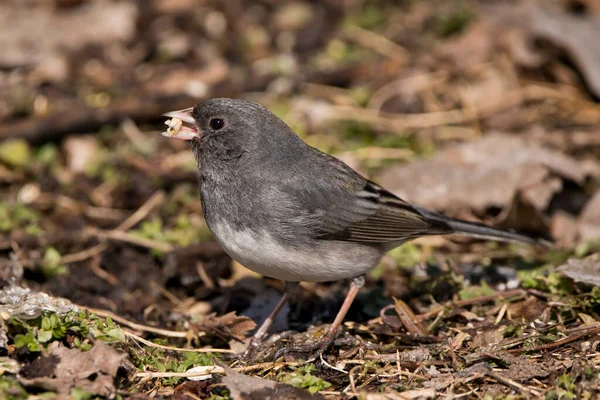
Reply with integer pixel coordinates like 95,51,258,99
388,242,422,268
129,216,211,257
163,184,198,216
518,268,574,296
458,281,496,301
0,201,42,235
343,3,386,30
0,375,29,400
35,144,60,167
435,6,474,37
0,140,31,169
131,346,217,387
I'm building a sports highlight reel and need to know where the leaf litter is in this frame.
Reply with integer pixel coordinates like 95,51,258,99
1,0,600,399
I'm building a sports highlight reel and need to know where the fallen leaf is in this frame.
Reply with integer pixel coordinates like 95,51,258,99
378,133,600,239
222,368,326,400
531,8,600,99
198,312,256,342
0,1,137,68
19,341,126,398
470,327,504,350
578,192,600,242
379,133,594,213
557,253,600,287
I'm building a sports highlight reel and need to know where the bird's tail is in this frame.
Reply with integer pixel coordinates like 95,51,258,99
416,207,550,248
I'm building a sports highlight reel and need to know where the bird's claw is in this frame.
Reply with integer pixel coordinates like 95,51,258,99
273,334,335,361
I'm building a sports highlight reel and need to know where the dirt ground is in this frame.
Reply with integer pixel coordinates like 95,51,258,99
1,0,600,399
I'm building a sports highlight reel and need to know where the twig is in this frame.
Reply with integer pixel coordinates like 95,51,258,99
196,262,216,289
79,305,192,338
95,229,174,253
135,360,304,380
125,331,234,353
61,242,107,264
326,83,598,133
506,326,600,354
136,367,225,379
393,298,427,335
89,255,118,285
343,25,409,64
115,191,165,232
417,289,526,321
60,191,167,264
485,370,542,397
368,71,450,111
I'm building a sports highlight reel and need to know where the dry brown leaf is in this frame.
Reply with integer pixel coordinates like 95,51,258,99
530,8,600,98
378,133,599,240
199,312,257,342
222,368,325,400
557,253,600,287
0,1,137,68
470,327,505,349
19,341,126,398
577,192,600,242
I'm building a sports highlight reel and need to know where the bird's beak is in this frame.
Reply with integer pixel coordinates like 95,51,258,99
161,107,200,141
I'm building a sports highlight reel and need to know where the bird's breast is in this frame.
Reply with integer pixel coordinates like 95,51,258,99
207,219,382,282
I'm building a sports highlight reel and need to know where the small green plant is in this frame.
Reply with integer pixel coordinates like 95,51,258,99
35,143,60,167
435,6,474,37
0,375,30,400
10,311,124,352
129,216,211,256
0,201,42,235
131,346,217,386
502,323,523,338
41,247,68,278
277,364,332,394
544,373,578,399
388,242,422,268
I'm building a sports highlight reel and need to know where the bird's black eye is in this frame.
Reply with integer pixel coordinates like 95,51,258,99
209,118,224,130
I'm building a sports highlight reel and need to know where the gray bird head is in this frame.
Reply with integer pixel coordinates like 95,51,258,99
163,98,305,168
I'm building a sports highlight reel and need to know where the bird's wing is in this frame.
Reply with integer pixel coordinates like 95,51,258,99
277,154,452,244
315,180,452,243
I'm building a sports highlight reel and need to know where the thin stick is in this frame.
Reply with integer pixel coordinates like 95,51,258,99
61,191,166,264
61,242,107,264
136,367,225,379
486,370,542,397
125,331,234,353
343,25,409,64
116,191,165,232
79,305,191,338
97,229,174,253
135,361,304,379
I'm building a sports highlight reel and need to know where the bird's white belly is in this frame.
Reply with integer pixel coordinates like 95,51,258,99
209,221,381,282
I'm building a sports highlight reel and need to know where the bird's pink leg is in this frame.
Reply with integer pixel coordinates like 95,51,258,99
276,276,365,359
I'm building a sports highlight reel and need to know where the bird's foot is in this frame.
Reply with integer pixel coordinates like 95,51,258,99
274,330,339,361
232,331,297,364
238,339,261,363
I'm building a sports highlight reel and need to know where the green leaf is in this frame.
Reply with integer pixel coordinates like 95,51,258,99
37,330,53,343
0,139,31,168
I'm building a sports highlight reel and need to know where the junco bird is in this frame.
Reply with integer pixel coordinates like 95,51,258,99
162,98,543,358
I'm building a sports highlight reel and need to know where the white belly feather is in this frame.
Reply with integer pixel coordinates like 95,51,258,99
210,220,381,282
